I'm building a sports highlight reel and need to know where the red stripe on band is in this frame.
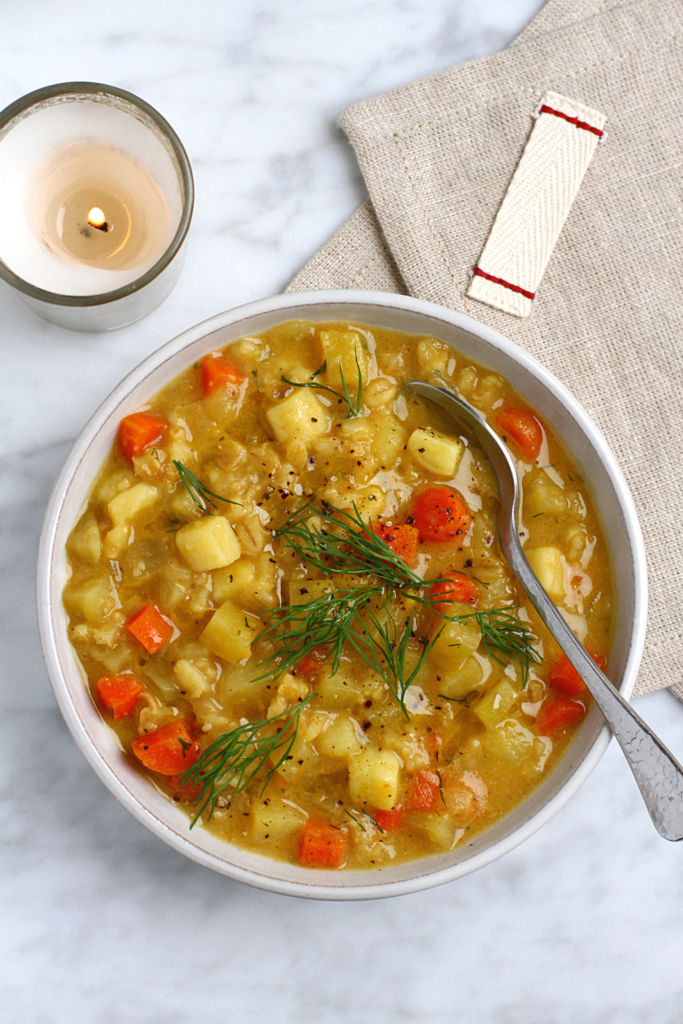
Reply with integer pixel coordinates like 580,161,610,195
539,104,604,137
472,267,535,301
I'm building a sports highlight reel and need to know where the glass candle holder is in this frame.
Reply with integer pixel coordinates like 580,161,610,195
0,82,194,332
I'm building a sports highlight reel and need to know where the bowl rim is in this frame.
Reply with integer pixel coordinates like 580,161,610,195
36,289,648,900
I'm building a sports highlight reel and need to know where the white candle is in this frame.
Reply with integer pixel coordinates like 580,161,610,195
0,83,193,331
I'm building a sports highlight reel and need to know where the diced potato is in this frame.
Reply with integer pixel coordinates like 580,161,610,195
429,602,482,670
407,427,465,478
66,514,101,565
212,560,256,604
317,662,364,708
349,747,401,810
250,798,307,842
266,389,331,446
103,525,131,561
167,486,202,521
275,732,318,782
316,716,363,759
473,677,519,727
64,573,118,624
317,483,387,520
369,412,408,472
526,546,565,599
142,658,179,702
523,470,568,517
318,330,369,392
175,516,241,572
436,655,484,699
200,600,261,663
414,813,459,851
107,483,159,526
483,718,535,762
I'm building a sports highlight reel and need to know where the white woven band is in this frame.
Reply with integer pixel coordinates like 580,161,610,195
466,90,607,318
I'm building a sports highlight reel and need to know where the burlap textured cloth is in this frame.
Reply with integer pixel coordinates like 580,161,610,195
287,0,683,702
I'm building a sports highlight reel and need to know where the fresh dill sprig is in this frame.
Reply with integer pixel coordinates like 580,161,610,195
281,353,363,417
255,586,383,681
178,694,316,825
276,502,425,589
173,460,242,514
344,604,441,717
448,608,541,687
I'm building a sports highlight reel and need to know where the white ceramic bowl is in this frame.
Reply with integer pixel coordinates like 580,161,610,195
36,291,647,900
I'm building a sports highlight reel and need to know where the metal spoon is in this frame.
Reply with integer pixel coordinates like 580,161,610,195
407,378,683,841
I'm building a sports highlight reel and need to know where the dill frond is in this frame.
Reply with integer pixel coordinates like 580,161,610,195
179,694,316,825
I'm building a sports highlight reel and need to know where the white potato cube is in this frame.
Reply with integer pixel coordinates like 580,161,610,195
250,798,307,843
415,813,459,851
429,602,482,670
316,716,363,760
523,471,568,516
436,655,484,700
483,719,535,763
67,514,102,565
212,560,256,603
200,600,261,663
318,330,369,392
407,427,465,478
526,546,565,599
107,483,159,526
348,747,401,810
175,516,241,572
473,677,519,727
64,573,118,624
266,389,331,445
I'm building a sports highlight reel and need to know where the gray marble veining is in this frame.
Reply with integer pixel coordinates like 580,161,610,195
1,2,682,1021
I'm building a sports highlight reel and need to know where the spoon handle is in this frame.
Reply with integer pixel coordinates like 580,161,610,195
507,541,683,841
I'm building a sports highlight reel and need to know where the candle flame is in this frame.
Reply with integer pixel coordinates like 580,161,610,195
87,207,106,228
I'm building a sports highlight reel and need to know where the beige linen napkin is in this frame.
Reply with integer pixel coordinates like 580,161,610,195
287,0,683,703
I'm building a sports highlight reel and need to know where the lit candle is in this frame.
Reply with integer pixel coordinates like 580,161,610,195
0,83,193,331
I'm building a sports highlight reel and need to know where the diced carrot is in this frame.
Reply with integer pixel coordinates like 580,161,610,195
131,722,199,776
536,695,586,737
410,487,473,543
428,573,479,614
549,651,608,698
96,674,143,720
372,522,419,565
200,354,247,396
373,806,404,831
408,770,441,813
126,603,174,654
166,773,203,802
496,408,543,461
298,821,348,869
294,645,328,675
118,412,168,462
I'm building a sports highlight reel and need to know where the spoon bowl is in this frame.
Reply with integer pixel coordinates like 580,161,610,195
407,378,683,841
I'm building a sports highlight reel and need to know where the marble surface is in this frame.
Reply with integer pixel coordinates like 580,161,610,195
1,2,682,1021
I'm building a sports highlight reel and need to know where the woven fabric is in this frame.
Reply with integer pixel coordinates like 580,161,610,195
286,0,683,703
